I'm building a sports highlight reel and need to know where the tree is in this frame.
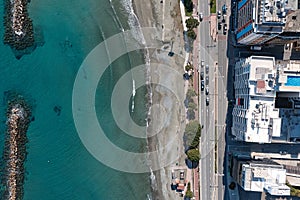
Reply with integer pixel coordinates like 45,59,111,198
185,182,193,199
187,109,195,120
187,29,197,40
188,102,197,110
186,89,196,99
184,0,193,13
185,64,193,72
184,121,201,149
186,17,200,30
187,148,200,162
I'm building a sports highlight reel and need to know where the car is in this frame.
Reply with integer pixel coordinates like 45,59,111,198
223,24,227,35
205,86,209,95
199,13,203,21
217,10,221,19
200,72,204,80
206,76,209,85
218,22,222,30
222,4,227,16
250,46,262,51
201,60,204,67
205,65,209,73
180,170,185,180
279,151,287,155
201,80,205,91
222,17,226,23
206,97,210,106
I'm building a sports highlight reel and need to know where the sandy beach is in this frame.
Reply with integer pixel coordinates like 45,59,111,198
132,0,187,199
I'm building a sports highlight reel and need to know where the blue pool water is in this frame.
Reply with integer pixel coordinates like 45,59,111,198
286,76,300,86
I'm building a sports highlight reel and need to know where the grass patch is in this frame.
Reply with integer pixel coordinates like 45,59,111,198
210,0,217,13
287,182,300,197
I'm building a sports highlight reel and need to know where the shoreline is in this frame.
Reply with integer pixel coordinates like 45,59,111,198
131,0,186,199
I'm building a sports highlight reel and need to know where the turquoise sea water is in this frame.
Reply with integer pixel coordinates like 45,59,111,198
0,0,150,199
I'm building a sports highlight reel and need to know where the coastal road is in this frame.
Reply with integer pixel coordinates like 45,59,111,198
197,0,219,200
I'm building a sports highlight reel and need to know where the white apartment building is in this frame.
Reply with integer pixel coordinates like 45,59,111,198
239,160,290,196
232,56,281,143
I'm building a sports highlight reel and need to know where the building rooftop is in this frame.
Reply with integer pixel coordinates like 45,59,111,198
240,159,290,195
255,0,287,25
284,10,300,32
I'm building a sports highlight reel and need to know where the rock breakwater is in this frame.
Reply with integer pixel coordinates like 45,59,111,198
1,96,32,200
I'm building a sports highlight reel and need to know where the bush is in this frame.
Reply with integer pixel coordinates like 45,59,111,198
188,102,197,110
185,182,193,199
187,109,195,120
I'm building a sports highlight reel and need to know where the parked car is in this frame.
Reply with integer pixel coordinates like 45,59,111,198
223,24,227,35
199,13,203,21
200,72,204,80
222,4,227,16
217,10,221,19
218,22,222,30
205,65,209,73
205,86,209,95
180,170,185,180
201,80,205,91
206,76,209,85
206,97,210,106
279,151,287,155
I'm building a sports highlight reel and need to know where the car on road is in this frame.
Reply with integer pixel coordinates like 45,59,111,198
222,4,227,16
217,10,221,19
206,76,209,85
200,72,204,80
201,60,204,67
199,13,203,21
223,24,227,35
205,65,209,73
206,97,210,106
280,151,287,155
205,86,209,95
201,80,205,91
218,22,222,30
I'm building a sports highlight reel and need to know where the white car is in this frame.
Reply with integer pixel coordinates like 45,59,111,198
199,13,203,21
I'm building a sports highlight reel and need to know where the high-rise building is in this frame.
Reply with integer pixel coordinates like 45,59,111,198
232,56,281,143
235,0,300,45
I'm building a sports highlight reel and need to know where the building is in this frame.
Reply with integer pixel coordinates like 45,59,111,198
232,57,300,143
235,0,300,45
232,56,281,143
232,157,290,196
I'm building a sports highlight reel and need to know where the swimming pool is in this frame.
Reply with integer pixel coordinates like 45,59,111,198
286,76,300,86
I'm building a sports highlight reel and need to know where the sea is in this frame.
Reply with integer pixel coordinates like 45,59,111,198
0,0,152,199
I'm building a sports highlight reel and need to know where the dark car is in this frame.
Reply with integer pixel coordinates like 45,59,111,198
205,65,209,73
200,72,204,80
218,22,222,30
206,76,209,85
223,24,227,35
201,80,205,91
206,97,210,106
222,4,227,15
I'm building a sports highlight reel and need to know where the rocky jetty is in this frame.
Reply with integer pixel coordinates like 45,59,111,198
1,96,32,200
3,0,34,53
